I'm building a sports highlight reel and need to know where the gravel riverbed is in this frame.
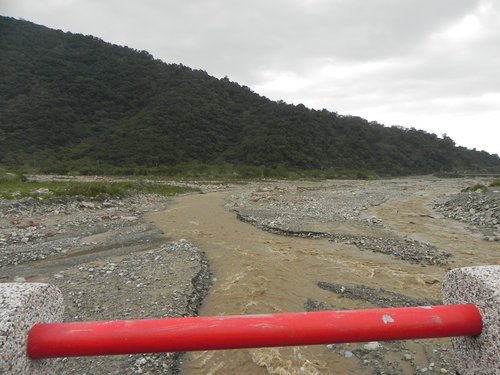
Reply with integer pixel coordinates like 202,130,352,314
433,190,500,242
227,179,454,266
0,193,213,374
1,176,497,375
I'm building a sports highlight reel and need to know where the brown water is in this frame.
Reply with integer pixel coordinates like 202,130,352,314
148,185,497,374
367,188,499,267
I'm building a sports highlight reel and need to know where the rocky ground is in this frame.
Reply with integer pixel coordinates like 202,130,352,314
0,192,213,374
433,190,500,242
0,195,170,268
54,240,211,374
227,179,453,266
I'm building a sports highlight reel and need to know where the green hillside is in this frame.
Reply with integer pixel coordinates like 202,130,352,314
1,16,499,177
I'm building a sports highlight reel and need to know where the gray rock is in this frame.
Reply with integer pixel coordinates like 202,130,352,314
443,266,500,375
363,342,381,351
34,188,51,195
0,283,64,374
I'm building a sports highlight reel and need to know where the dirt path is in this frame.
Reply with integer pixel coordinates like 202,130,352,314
147,183,472,375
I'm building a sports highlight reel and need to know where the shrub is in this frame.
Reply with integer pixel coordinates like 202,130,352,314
58,182,131,199
0,170,26,183
0,178,195,201
465,184,488,193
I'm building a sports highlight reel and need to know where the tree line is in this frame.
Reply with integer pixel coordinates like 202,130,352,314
1,16,499,176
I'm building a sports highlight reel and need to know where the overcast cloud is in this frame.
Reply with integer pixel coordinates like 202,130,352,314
2,0,499,154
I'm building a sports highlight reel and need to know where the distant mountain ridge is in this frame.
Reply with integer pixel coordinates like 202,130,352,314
1,15,499,176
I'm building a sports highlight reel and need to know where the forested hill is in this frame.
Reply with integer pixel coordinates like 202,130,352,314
1,16,499,176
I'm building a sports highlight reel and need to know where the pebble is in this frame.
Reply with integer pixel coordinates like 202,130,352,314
135,358,147,366
34,188,51,194
121,216,138,221
80,201,96,209
363,342,381,351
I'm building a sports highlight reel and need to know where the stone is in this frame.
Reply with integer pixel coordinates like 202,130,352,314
80,201,95,209
363,341,381,351
121,216,138,221
34,188,51,195
0,283,64,374
442,266,500,375
135,357,147,366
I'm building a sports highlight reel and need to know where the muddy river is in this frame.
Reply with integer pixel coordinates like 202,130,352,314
148,179,497,375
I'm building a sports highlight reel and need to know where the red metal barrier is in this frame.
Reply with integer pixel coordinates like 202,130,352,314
28,304,482,359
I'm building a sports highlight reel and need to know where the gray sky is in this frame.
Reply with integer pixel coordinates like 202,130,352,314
2,0,499,154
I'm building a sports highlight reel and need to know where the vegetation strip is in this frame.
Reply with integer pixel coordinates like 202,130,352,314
0,171,197,200
2,16,499,177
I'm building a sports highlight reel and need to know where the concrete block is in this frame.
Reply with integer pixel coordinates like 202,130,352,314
443,266,500,375
0,283,64,374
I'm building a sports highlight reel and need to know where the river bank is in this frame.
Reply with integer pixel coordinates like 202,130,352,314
1,176,498,374
0,191,214,374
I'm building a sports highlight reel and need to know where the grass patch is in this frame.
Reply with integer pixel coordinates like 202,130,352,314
0,173,197,200
464,184,488,193
489,179,500,187
60,182,132,198
0,171,26,184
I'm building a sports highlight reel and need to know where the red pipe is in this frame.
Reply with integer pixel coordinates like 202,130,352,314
28,304,482,359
